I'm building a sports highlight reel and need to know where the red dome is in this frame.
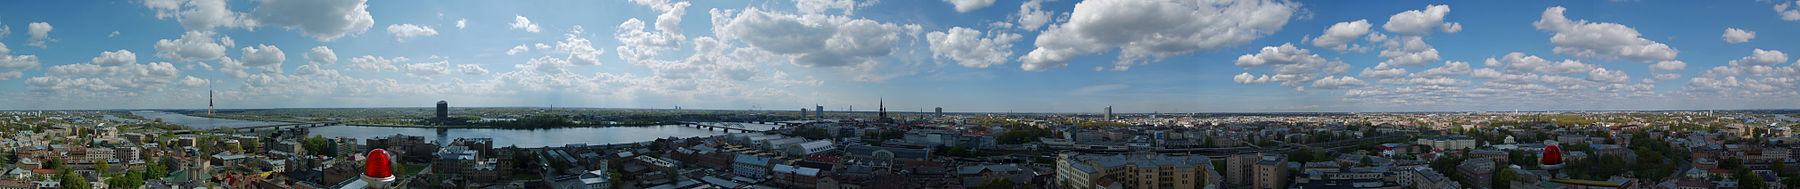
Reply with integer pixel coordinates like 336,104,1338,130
1541,145,1563,166
365,149,394,178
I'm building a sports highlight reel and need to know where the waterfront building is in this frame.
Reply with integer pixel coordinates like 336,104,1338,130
436,100,449,119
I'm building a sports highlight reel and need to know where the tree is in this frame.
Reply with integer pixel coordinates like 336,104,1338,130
1742,171,1768,189
105,169,145,189
976,177,1015,189
1494,167,1519,189
303,136,336,156
59,170,90,189
95,161,110,174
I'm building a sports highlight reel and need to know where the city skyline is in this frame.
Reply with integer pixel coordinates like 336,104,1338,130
1,0,1799,113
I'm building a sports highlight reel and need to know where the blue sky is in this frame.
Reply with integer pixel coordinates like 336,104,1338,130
0,0,1797,112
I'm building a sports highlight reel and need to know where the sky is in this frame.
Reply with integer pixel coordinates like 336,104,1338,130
0,0,1798,113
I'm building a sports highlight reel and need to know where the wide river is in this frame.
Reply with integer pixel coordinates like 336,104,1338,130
129,111,778,148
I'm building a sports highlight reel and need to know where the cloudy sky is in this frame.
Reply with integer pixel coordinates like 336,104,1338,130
0,0,1797,112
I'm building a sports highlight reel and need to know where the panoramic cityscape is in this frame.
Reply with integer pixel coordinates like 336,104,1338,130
2,0,1800,189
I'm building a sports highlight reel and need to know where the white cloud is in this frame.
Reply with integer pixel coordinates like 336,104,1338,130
512,15,542,33
1729,49,1789,66
1357,63,1408,80
456,19,466,29
403,60,451,80
26,50,184,94
1778,1,1800,21
0,71,22,81
348,55,405,72
1014,0,1054,30
0,54,37,71
154,31,234,62
1723,28,1755,44
1311,76,1367,89
177,76,210,87
1587,67,1629,83
1650,60,1686,72
1382,5,1457,35
507,45,530,55
1375,36,1440,67
109,31,120,38
386,24,438,42
1486,52,1592,75
927,27,1022,68
1411,61,1469,78
1311,19,1372,52
91,50,138,67
240,44,285,68
1070,84,1128,96
251,0,376,41
308,46,337,65
1533,6,1678,63
944,0,997,12
1020,0,1301,71
458,64,489,75
143,0,258,31
716,7,915,68
1232,43,1352,90
27,22,51,48
615,1,690,63
794,0,876,15
553,26,605,66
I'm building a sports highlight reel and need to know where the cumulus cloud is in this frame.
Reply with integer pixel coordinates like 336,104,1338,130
456,19,466,29
1019,0,1300,71
1534,6,1678,63
511,15,542,32
252,0,376,41
1723,28,1755,44
1375,36,1440,67
1587,67,1629,83
26,50,184,94
552,26,606,66
177,76,211,87
27,22,51,48
348,55,405,72
615,1,690,63
716,7,917,68
1311,76,1367,89
1382,5,1458,35
1411,61,1469,78
1729,49,1788,66
1357,63,1408,80
92,50,138,67
386,24,438,42
927,27,1022,68
944,0,997,12
458,64,489,75
507,45,530,55
143,0,258,31
794,0,876,15
308,46,337,65
1486,52,1593,75
1311,20,1372,52
1779,1,1800,21
1014,0,1054,30
154,31,234,62
403,60,451,80
1232,43,1352,90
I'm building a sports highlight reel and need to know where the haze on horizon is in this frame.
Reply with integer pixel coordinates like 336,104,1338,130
0,0,1797,113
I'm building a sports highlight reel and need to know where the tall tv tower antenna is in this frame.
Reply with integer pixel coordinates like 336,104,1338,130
208,89,215,115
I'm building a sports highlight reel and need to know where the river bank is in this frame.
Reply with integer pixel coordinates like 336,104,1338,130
180,112,677,130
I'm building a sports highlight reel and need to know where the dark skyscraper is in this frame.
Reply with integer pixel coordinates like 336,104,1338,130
935,107,942,115
436,100,449,119
801,108,809,119
816,105,825,119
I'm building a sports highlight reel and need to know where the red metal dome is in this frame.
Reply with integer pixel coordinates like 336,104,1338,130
365,149,394,178
1541,144,1563,166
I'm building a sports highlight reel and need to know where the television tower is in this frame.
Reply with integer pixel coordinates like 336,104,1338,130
208,90,215,115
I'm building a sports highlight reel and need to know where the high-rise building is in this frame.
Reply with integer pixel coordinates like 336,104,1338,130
1104,106,1113,120
1226,153,1264,186
816,105,825,119
935,107,942,115
436,100,449,119
801,108,809,119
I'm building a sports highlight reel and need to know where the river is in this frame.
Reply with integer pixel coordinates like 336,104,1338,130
130,111,779,148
